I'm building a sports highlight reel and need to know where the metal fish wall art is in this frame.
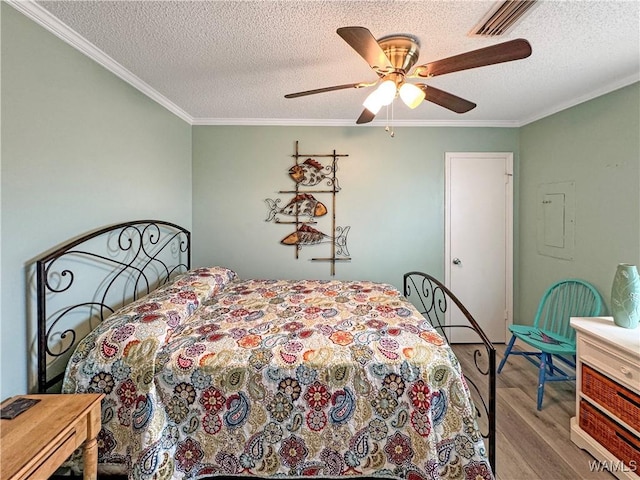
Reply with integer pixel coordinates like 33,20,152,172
280,225,350,256
288,158,327,186
265,193,328,222
264,141,350,274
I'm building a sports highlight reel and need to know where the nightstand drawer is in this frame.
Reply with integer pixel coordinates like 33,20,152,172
583,364,640,432
24,431,76,480
579,336,639,391
580,400,640,469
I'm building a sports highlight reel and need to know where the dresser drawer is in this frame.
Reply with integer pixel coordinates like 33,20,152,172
580,400,640,469
579,337,639,391
583,364,640,432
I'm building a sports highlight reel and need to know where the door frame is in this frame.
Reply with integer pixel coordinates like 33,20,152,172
444,152,514,342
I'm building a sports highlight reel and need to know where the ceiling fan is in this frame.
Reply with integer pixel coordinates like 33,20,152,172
285,26,532,124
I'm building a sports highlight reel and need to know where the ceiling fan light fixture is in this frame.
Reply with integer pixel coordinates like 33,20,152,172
376,80,397,106
362,90,383,114
399,83,425,109
362,79,396,114
286,26,532,127
363,97,382,115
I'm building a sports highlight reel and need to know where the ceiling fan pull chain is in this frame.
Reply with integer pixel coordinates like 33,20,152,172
384,105,390,132
382,103,395,137
391,101,395,137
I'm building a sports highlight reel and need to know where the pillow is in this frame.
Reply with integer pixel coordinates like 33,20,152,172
171,266,237,299
102,266,237,328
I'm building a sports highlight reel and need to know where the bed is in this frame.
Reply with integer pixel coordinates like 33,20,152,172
35,220,495,480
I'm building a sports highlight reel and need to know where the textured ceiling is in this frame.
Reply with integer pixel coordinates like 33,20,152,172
19,1,640,125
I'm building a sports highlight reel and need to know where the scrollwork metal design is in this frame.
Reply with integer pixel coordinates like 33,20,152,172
36,220,190,393
334,226,350,257
44,302,115,358
44,268,75,294
322,164,341,191
403,271,496,474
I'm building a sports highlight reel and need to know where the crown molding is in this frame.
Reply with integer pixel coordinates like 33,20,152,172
191,117,521,127
518,73,640,127
6,0,194,124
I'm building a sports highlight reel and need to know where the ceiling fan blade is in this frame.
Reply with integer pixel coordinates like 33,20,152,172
285,83,366,99
419,85,476,113
413,39,532,78
337,26,393,71
356,109,376,124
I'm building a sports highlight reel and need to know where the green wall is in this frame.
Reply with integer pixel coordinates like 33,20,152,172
518,83,640,323
1,4,193,398
192,126,519,289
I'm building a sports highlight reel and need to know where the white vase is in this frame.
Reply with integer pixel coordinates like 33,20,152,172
610,263,640,329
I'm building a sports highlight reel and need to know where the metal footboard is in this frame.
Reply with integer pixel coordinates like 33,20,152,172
403,271,496,473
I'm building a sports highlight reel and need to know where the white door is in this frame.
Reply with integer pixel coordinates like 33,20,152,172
445,152,513,343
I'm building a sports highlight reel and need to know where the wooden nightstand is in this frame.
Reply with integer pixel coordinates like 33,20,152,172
0,393,104,480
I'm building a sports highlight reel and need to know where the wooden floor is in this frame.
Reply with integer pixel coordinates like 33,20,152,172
452,343,613,480
55,344,612,480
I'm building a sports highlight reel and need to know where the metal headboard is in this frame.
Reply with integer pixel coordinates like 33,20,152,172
35,220,190,393
403,271,496,474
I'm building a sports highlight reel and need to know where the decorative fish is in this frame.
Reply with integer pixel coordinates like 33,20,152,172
280,225,329,245
289,158,326,186
265,194,327,222
280,225,350,256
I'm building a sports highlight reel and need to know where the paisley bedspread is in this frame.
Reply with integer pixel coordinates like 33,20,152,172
62,267,493,480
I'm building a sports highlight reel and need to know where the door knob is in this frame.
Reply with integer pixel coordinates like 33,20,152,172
452,258,461,265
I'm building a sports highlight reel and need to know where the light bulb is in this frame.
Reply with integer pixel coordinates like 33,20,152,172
377,80,397,106
399,83,426,109
362,89,383,114
362,90,382,115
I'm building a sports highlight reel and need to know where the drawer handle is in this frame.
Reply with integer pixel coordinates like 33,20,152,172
620,366,632,376
617,391,640,409
615,431,640,453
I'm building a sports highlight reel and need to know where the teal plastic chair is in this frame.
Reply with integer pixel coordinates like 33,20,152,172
497,279,602,410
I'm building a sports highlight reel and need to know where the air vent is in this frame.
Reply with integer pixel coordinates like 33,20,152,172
470,0,538,37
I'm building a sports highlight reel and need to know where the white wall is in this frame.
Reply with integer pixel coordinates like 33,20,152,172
1,4,193,397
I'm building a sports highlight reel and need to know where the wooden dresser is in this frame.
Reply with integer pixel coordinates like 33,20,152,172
0,393,104,480
570,316,640,479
